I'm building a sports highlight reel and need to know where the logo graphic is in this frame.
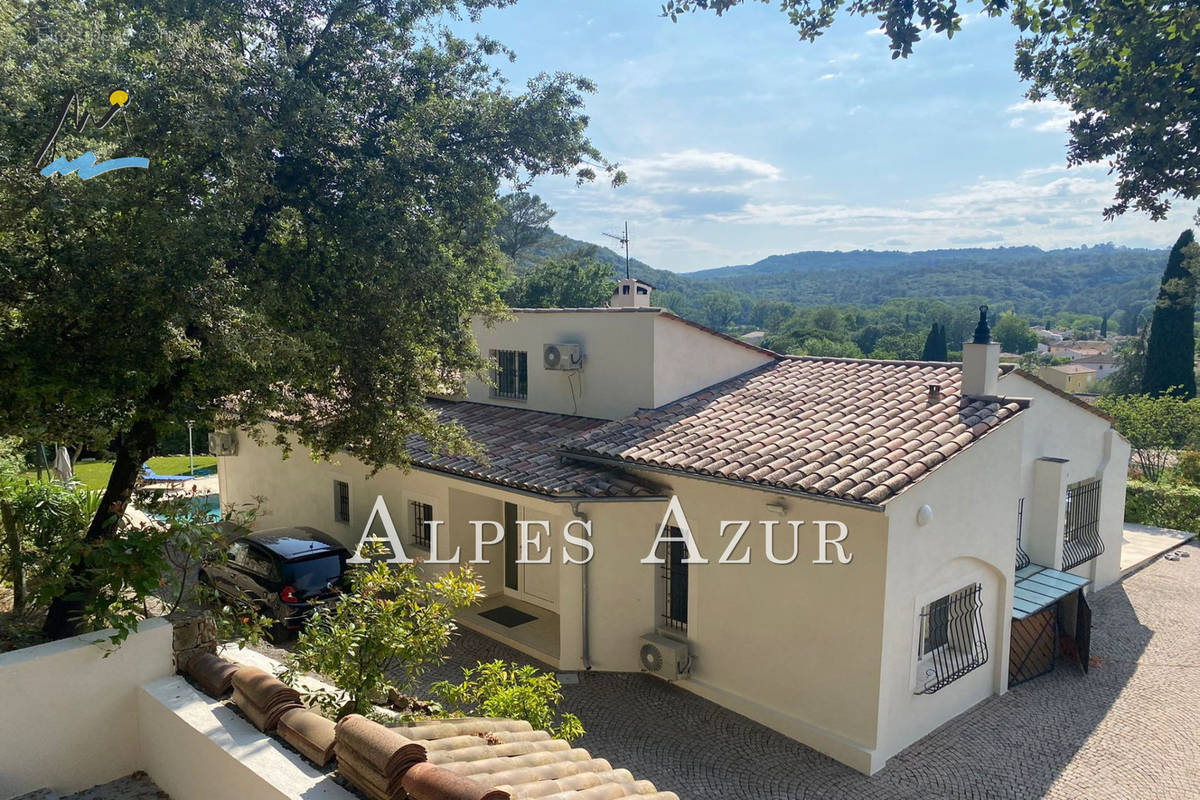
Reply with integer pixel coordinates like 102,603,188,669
34,89,149,180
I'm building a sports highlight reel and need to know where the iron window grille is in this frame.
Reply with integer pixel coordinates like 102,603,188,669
411,501,433,549
1062,478,1103,571
915,583,989,694
333,481,350,523
1015,497,1031,570
490,349,528,400
659,532,688,633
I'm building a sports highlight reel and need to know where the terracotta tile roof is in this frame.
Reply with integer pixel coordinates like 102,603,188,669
562,357,1028,505
409,400,660,499
390,717,680,800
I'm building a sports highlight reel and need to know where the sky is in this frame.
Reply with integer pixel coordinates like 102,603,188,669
454,0,1192,272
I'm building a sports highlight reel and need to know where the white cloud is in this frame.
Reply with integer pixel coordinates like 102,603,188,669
818,72,840,81
1006,99,1074,133
621,149,782,191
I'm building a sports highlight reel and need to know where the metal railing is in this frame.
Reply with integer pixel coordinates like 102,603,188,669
1062,478,1104,571
660,535,688,633
490,350,528,400
915,583,989,694
1015,497,1030,570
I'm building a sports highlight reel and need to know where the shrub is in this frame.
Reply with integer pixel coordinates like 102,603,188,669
1177,451,1200,488
287,561,481,717
1125,480,1200,533
432,661,584,742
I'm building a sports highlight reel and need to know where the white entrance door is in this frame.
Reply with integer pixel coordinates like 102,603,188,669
502,502,559,611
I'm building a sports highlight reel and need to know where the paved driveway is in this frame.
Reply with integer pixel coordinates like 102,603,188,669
415,542,1200,799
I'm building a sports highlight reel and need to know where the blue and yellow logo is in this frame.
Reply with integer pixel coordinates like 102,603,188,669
34,89,149,180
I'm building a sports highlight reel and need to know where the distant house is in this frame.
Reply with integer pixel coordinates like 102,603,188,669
219,304,1129,775
1075,352,1118,380
1038,363,1098,394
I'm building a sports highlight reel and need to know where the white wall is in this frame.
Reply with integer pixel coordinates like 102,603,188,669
138,676,353,800
650,314,775,408
580,473,890,773
876,420,1024,769
0,618,174,797
999,372,1131,590
463,310,774,419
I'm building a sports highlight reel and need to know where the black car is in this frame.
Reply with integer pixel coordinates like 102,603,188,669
199,526,350,635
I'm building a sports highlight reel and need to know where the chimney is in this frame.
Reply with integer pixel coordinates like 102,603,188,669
610,277,653,308
961,304,1001,397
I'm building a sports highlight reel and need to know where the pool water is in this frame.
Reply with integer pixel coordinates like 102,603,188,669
150,492,221,523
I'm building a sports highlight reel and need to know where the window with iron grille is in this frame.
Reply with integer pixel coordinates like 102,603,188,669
1062,478,1103,571
333,481,350,523
659,532,689,633
490,349,528,400
411,501,433,549
915,583,989,694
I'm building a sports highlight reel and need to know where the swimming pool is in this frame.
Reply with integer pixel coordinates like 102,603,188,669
149,492,221,523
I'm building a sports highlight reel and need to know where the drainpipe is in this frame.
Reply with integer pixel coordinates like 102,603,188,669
570,500,591,670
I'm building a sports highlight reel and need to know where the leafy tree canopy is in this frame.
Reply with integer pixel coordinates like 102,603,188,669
0,0,618,635
502,246,617,308
496,192,556,260
992,312,1039,354
662,0,1200,221
1142,230,1198,398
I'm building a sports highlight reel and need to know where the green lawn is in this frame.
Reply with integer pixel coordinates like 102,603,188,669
21,455,218,491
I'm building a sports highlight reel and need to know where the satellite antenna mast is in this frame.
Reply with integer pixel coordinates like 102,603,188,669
603,221,630,279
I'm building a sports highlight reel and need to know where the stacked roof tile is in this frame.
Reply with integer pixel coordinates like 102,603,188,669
407,400,660,498
563,357,1028,505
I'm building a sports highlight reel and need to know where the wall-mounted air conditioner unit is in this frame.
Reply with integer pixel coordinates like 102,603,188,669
208,431,238,456
639,632,691,681
543,343,583,371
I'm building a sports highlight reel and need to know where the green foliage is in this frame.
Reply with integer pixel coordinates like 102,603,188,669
288,561,481,717
503,247,617,309
0,1,618,636
921,323,948,361
1177,452,1200,489
665,1,1200,220
432,660,584,742
1124,481,1200,534
1142,231,1198,398
497,193,557,261
1096,394,1200,483
992,313,1039,354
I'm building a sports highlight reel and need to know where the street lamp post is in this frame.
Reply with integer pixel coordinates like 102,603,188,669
186,420,195,476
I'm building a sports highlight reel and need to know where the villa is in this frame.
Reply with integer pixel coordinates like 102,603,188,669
218,284,1130,774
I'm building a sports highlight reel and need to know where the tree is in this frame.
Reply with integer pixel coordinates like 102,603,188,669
1099,312,1109,339
1100,330,1149,396
503,247,617,308
662,0,1200,221
287,561,481,717
1142,230,1198,398
699,290,743,331
496,193,557,260
0,1,619,638
432,661,584,742
1096,394,1200,482
921,323,948,361
992,313,1039,354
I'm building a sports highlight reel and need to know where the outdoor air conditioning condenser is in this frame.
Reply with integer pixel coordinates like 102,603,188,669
543,343,583,370
639,632,691,681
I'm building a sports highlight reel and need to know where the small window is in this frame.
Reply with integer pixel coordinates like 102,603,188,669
242,546,276,579
621,285,630,295
636,285,648,295
333,480,350,523
490,349,528,400
915,583,988,694
410,501,434,549
659,531,689,634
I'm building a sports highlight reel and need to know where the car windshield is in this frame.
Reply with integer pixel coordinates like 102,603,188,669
283,554,343,594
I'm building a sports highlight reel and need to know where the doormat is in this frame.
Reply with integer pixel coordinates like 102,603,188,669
480,605,538,628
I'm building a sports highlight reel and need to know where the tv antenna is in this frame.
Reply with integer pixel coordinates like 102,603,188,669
603,221,631,278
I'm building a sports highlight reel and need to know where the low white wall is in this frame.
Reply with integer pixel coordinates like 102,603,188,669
0,617,174,798
137,676,354,800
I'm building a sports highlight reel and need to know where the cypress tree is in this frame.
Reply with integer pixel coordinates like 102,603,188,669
1100,312,1109,338
1142,230,1198,398
921,323,949,361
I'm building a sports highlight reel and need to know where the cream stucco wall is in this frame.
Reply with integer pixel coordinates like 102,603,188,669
876,420,1025,769
999,372,1130,590
463,310,773,419
0,618,175,798
579,471,890,773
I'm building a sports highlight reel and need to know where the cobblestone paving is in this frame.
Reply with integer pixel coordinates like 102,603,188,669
64,772,169,799
414,542,1200,799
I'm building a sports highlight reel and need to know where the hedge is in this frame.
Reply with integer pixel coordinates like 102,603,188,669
1125,480,1200,534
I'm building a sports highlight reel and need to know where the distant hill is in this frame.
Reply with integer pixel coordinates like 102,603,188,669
518,234,1170,319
